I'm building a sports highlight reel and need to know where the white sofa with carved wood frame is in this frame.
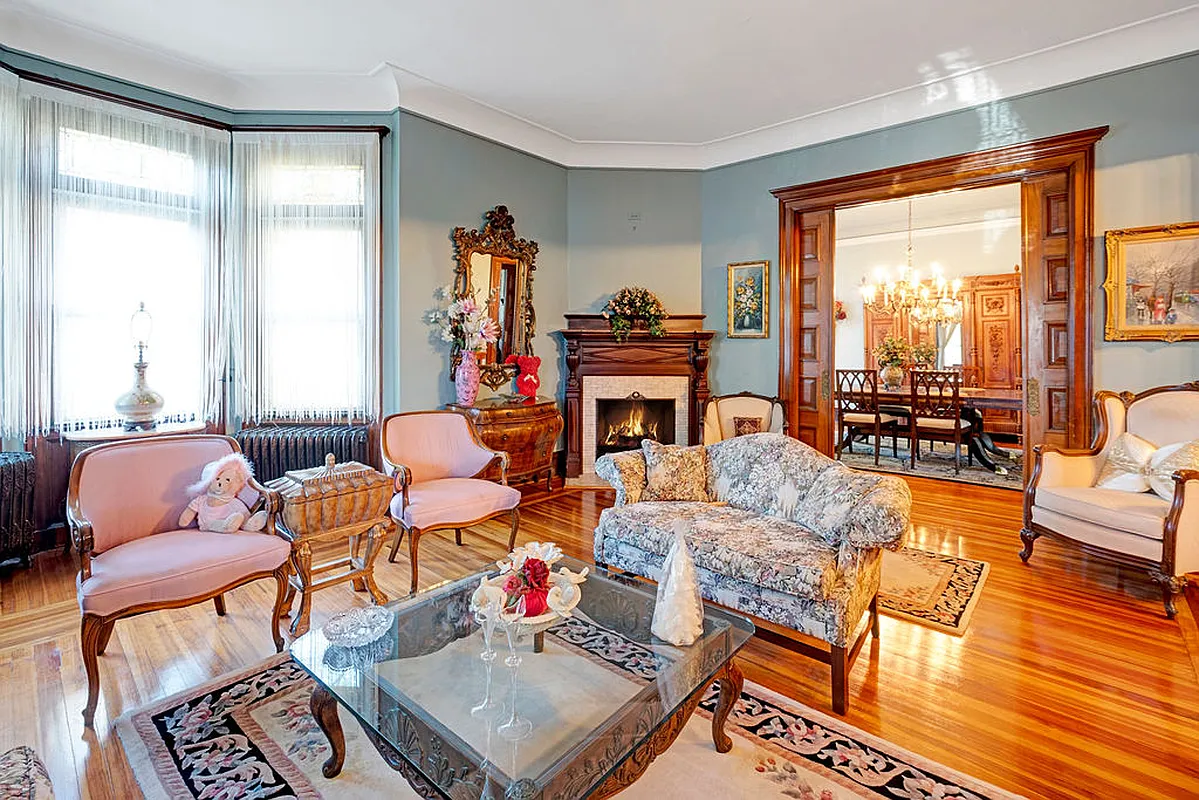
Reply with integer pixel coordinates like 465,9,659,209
1021,382,1199,617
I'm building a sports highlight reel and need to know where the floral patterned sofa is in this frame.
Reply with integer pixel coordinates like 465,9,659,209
594,432,911,714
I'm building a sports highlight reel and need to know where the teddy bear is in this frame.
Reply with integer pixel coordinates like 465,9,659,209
178,453,268,533
505,354,542,399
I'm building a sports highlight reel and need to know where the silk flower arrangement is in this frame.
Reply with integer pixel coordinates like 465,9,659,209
470,541,588,632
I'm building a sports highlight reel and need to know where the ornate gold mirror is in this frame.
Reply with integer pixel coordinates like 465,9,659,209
452,205,539,389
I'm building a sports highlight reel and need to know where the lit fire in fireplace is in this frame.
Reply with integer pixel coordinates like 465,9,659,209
604,403,660,446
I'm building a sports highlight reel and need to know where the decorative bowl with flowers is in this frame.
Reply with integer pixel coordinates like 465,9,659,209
470,542,588,638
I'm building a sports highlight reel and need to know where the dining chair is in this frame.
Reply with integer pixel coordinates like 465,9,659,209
909,369,974,473
381,411,521,594
835,369,903,465
69,435,291,727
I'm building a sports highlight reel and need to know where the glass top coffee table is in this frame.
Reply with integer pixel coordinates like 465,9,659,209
290,556,754,799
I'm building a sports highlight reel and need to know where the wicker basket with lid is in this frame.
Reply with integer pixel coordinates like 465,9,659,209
267,453,392,537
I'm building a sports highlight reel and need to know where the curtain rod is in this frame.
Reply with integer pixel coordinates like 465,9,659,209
12,69,390,136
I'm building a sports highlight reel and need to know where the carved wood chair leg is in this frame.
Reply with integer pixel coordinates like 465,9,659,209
213,594,227,616
873,421,881,466
892,423,899,458
1162,588,1179,619
409,530,422,595
96,620,116,655
454,528,463,546
870,595,880,638
830,644,849,715
387,527,406,564
1154,574,1183,619
507,508,521,552
270,565,289,653
81,614,105,727
1018,528,1040,562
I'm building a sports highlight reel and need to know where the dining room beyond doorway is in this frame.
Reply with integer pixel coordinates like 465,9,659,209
831,184,1024,490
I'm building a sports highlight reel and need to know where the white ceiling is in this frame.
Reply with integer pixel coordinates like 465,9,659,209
837,184,1021,241
3,0,1199,168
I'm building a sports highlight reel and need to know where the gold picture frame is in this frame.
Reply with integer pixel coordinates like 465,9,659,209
727,260,770,338
1103,221,1199,342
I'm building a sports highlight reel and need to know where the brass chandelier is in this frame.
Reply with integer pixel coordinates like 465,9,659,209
858,200,963,325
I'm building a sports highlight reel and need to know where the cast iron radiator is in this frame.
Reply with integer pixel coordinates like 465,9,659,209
0,452,37,567
234,425,370,483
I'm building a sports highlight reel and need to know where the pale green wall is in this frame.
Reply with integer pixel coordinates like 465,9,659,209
397,113,569,411
7,44,1199,416
567,170,702,313
703,53,1199,396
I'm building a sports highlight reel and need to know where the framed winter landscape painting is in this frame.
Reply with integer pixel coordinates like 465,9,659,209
1103,221,1199,342
727,260,770,338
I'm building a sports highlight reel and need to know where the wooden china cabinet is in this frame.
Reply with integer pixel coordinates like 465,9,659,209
960,271,1022,437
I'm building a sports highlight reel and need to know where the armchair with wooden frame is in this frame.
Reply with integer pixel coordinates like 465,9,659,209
382,411,521,594
1021,382,1199,618
909,370,974,473
702,391,788,444
69,435,291,727
835,369,904,465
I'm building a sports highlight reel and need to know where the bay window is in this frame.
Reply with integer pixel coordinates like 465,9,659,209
231,132,381,424
0,76,382,441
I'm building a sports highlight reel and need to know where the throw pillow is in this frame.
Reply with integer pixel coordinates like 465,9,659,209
641,440,710,502
1147,440,1199,500
1095,432,1158,493
1095,433,1199,500
733,416,764,436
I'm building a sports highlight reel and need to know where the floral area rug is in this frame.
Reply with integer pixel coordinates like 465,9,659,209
879,548,990,635
117,624,1019,799
838,437,1023,491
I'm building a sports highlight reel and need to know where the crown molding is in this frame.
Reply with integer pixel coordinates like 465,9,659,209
3,2,1198,169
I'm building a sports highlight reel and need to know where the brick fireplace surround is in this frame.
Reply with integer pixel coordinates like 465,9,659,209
558,314,716,483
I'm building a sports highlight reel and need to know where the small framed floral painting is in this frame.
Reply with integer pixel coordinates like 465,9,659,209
727,260,770,338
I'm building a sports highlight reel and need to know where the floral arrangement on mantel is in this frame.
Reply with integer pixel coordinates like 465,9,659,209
427,285,499,355
872,335,911,368
470,541,588,623
602,286,668,342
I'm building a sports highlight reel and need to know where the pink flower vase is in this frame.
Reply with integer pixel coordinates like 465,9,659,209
456,350,481,406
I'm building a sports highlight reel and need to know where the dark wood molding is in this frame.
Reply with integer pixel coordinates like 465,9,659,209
770,127,1109,207
774,127,1108,459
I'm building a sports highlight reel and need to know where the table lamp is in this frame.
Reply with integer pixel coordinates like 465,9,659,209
113,302,164,431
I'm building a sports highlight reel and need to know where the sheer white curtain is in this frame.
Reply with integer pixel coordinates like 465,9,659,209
7,83,230,435
230,131,381,424
0,70,34,440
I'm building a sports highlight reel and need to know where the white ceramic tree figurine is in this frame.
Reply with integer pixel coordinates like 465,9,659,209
651,520,704,646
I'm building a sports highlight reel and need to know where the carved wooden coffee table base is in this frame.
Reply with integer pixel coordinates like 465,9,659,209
307,660,745,798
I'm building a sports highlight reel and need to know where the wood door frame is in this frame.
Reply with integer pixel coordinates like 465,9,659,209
772,126,1108,454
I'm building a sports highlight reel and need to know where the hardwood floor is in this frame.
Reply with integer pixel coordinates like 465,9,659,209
1,478,1197,799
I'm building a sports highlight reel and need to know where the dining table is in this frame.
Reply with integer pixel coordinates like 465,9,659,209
869,386,1023,474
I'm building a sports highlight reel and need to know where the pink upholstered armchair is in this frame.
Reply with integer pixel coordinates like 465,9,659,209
382,411,521,594
69,435,291,726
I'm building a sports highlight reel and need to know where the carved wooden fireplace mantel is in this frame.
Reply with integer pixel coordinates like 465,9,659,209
558,314,716,478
